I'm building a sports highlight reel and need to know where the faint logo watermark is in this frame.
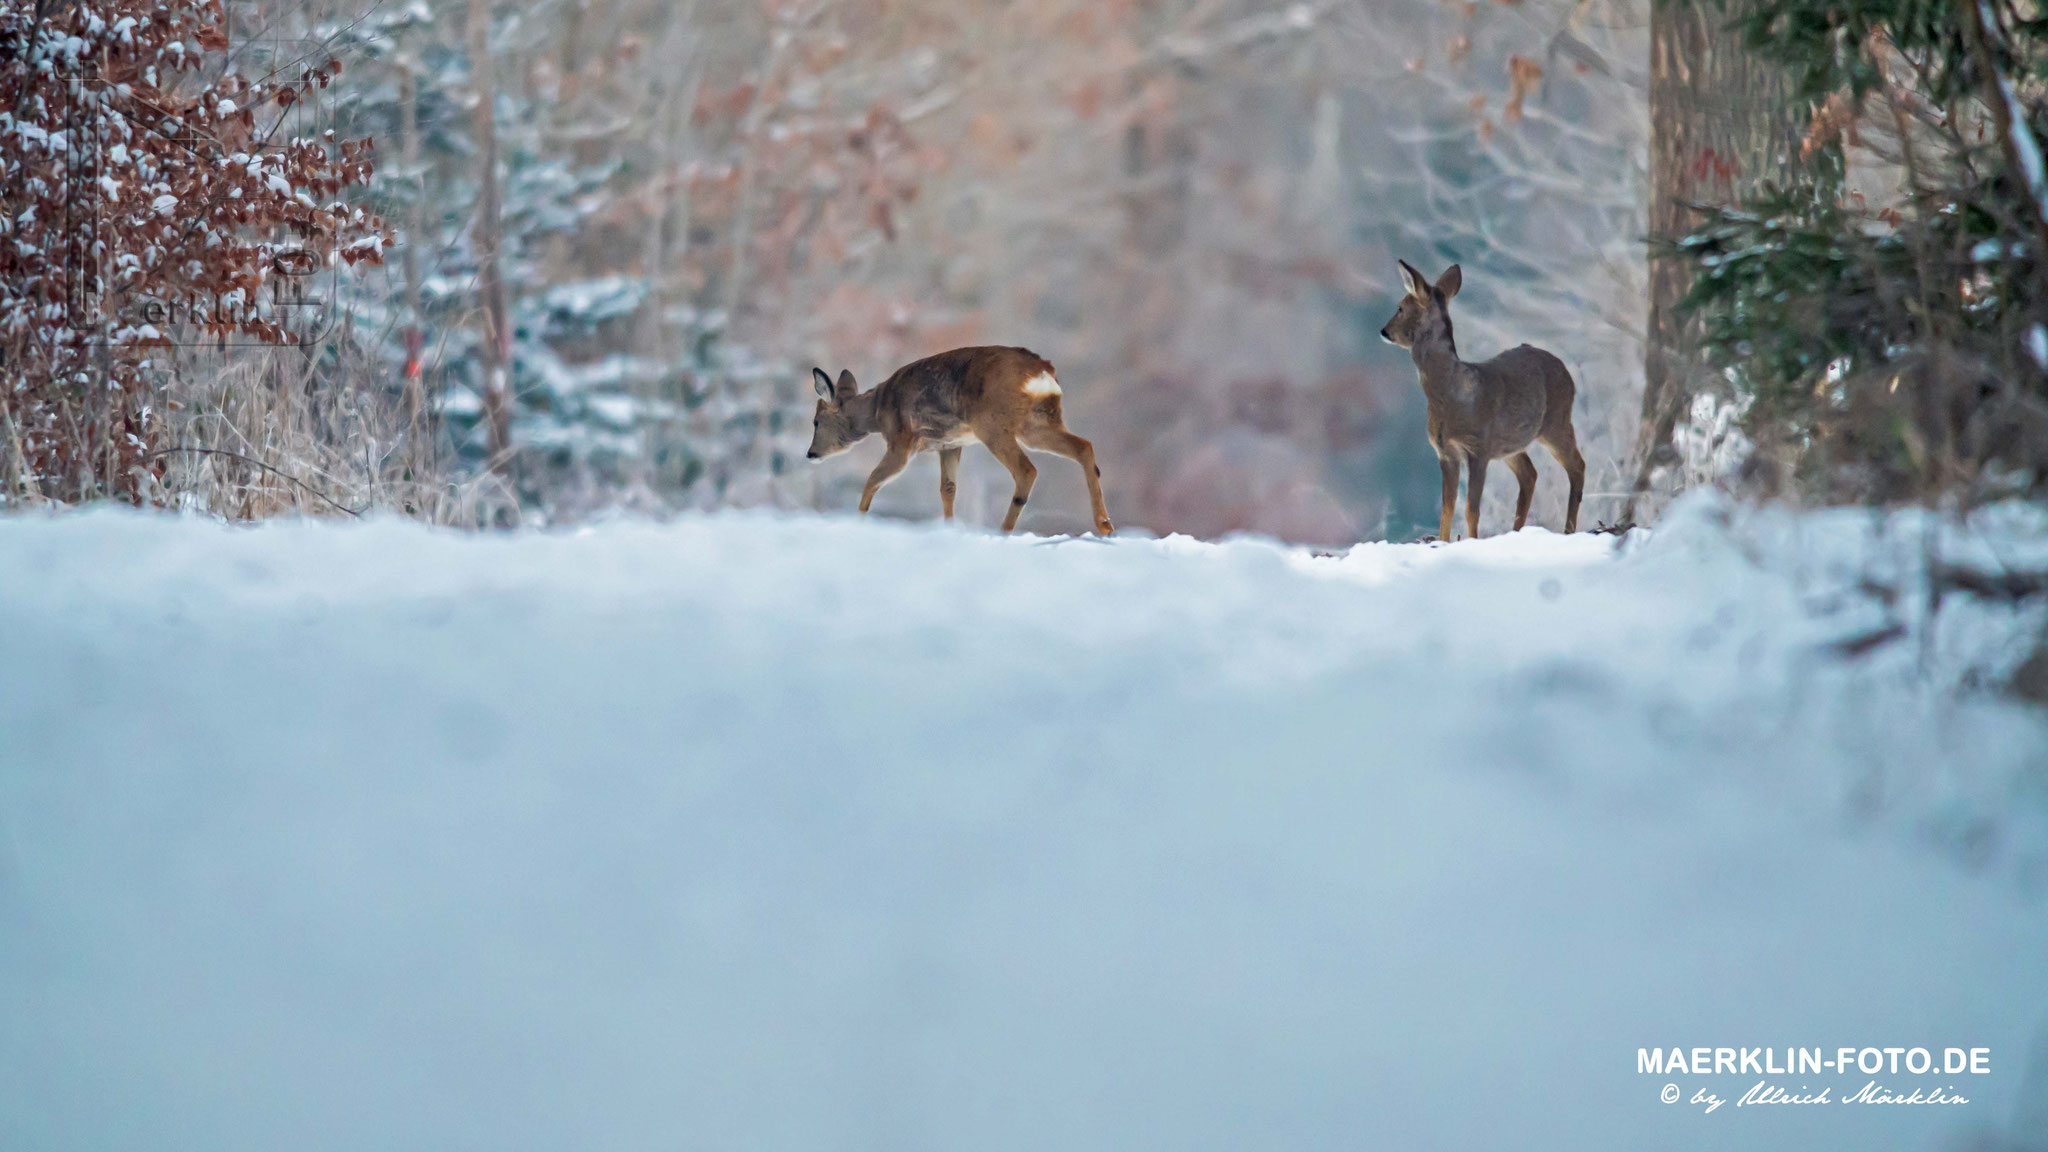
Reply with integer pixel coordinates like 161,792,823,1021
50,41,340,352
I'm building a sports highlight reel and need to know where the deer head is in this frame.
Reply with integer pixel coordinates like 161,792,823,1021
1379,261,1462,350
806,367,868,459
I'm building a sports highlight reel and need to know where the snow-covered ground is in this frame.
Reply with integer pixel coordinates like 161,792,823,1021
2,494,2046,1152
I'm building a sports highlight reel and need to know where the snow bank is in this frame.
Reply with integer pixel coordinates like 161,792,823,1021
1,494,2045,1152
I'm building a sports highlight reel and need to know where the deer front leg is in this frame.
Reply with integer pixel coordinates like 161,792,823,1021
1508,451,1538,531
1465,454,1488,540
1437,452,1459,541
858,438,914,514
983,433,1037,532
938,447,961,521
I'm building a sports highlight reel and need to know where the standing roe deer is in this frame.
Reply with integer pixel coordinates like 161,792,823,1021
805,345,1115,535
1380,261,1585,539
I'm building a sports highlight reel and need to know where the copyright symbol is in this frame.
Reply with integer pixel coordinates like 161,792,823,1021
1661,1083,1681,1104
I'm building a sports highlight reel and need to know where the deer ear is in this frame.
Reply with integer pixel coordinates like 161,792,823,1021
1436,264,1462,300
813,367,834,401
836,369,858,398
1398,260,1430,299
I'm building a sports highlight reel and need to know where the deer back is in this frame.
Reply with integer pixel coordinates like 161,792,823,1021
1416,345,1563,457
872,346,1061,446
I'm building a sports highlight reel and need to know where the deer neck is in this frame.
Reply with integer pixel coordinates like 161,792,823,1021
846,391,882,438
1410,330,1470,407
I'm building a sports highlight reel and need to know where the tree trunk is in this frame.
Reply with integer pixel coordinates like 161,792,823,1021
468,0,514,469
636,3,700,365
1630,0,1802,519
399,58,427,427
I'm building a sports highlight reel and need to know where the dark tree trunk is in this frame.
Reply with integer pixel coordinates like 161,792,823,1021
1630,0,1803,518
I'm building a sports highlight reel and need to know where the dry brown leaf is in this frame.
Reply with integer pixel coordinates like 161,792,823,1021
1505,54,1542,122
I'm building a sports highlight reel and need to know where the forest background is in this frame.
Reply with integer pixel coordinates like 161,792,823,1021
3,0,1661,540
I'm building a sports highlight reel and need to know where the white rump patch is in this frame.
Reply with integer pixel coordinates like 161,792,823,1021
1022,372,1062,398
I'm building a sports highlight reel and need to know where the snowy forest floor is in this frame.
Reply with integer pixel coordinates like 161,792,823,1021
3,494,2048,1151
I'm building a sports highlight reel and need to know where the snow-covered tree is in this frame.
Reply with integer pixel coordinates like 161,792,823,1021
1671,0,2048,505
308,0,922,520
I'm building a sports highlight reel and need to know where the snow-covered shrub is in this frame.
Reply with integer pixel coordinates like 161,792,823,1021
1668,388,1752,494
0,0,386,505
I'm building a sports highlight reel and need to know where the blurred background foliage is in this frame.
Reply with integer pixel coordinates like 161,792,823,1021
23,0,2048,537
5,0,1653,537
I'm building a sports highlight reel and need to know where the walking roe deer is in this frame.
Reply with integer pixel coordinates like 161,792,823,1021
1380,261,1585,539
805,346,1115,535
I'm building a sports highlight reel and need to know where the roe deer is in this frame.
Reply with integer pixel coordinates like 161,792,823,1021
1380,261,1585,539
805,345,1115,535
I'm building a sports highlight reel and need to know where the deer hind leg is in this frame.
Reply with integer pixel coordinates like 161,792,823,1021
1540,427,1587,534
1465,454,1488,540
1021,427,1114,535
983,432,1037,532
938,447,961,521
1437,452,1459,541
859,438,914,515
1508,451,1538,531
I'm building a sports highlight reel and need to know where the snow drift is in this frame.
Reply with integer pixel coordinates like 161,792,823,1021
1,494,2045,1152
